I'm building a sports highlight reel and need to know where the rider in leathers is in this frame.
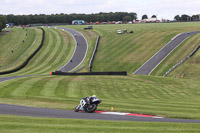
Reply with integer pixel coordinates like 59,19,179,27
82,95,96,111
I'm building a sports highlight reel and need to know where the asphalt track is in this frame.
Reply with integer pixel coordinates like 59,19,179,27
0,30,10,37
57,27,88,72
134,31,200,75
0,29,200,123
0,103,200,123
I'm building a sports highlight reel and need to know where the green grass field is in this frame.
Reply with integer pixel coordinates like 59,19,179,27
0,27,75,77
0,28,41,72
0,75,200,120
63,23,200,75
1,23,200,132
152,34,200,76
168,49,200,79
0,115,199,133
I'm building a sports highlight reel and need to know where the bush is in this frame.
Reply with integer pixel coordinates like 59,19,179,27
0,15,7,31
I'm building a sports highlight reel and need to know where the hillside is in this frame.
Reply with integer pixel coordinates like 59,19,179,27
0,27,75,76
64,23,200,76
0,23,200,122
0,74,200,120
0,28,41,72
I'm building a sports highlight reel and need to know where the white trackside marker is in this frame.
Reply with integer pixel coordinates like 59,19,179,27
101,112,130,115
94,111,163,118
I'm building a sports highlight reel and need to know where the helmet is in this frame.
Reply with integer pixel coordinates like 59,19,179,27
92,95,96,97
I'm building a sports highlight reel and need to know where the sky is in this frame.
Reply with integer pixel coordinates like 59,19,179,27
0,0,200,20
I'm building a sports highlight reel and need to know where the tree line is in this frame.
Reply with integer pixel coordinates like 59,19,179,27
174,14,200,21
5,12,137,25
0,15,7,31
141,15,157,20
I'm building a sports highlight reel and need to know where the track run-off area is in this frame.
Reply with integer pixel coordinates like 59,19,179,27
0,27,200,123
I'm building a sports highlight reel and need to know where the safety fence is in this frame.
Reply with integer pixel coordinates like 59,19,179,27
89,36,100,72
163,44,200,77
0,28,45,75
51,71,127,76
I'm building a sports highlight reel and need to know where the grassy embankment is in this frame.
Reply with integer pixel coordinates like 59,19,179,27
71,23,200,78
167,48,200,79
152,34,200,77
0,75,200,120
0,23,200,120
0,27,75,77
0,28,41,72
0,115,199,133
0,23,200,132
66,23,200,76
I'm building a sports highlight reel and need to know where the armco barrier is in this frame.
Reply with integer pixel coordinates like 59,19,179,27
89,36,100,72
52,71,127,76
163,44,200,77
0,28,45,75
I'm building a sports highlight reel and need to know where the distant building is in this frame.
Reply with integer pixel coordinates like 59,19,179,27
142,18,160,23
72,20,85,25
8,23,14,27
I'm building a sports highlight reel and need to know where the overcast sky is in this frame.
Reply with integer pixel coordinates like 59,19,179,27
0,0,200,20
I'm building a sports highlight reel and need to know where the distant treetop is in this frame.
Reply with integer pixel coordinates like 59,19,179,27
5,12,137,25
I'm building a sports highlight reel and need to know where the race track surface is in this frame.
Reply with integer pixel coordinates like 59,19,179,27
57,27,88,72
134,31,200,75
0,103,200,123
1,29,200,123
0,75,37,83
0,30,10,37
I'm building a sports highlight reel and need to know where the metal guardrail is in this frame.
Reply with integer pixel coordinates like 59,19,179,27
163,44,200,77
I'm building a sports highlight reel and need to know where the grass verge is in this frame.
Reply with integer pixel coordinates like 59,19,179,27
0,115,199,133
0,75,200,120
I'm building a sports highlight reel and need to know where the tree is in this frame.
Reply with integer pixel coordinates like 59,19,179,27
192,15,199,21
181,14,190,21
6,14,14,22
123,16,132,22
4,12,138,25
0,15,8,31
174,15,181,21
151,15,157,18
142,14,148,20
0,21,2,31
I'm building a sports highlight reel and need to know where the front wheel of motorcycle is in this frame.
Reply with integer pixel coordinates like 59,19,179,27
87,104,97,113
74,105,80,112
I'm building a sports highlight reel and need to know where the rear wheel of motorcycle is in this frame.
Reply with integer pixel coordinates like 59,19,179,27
75,105,80,112
87,104,97,113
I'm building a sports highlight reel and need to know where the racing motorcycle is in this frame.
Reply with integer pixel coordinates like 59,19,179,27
74,97,101,113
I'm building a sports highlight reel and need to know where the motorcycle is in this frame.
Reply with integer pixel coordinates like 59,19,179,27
75,97,101,113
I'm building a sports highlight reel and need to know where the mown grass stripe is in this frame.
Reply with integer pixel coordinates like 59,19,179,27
40,77,64,97
37,29,67,73
27,29,61,74
26,77,48,97
16,28,53,74
11,77,44,97
23,29,57,74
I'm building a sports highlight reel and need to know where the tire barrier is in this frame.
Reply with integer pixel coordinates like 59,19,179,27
89,36,100,72
0,28,45,75
51,71,127,76
163,44,200,77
